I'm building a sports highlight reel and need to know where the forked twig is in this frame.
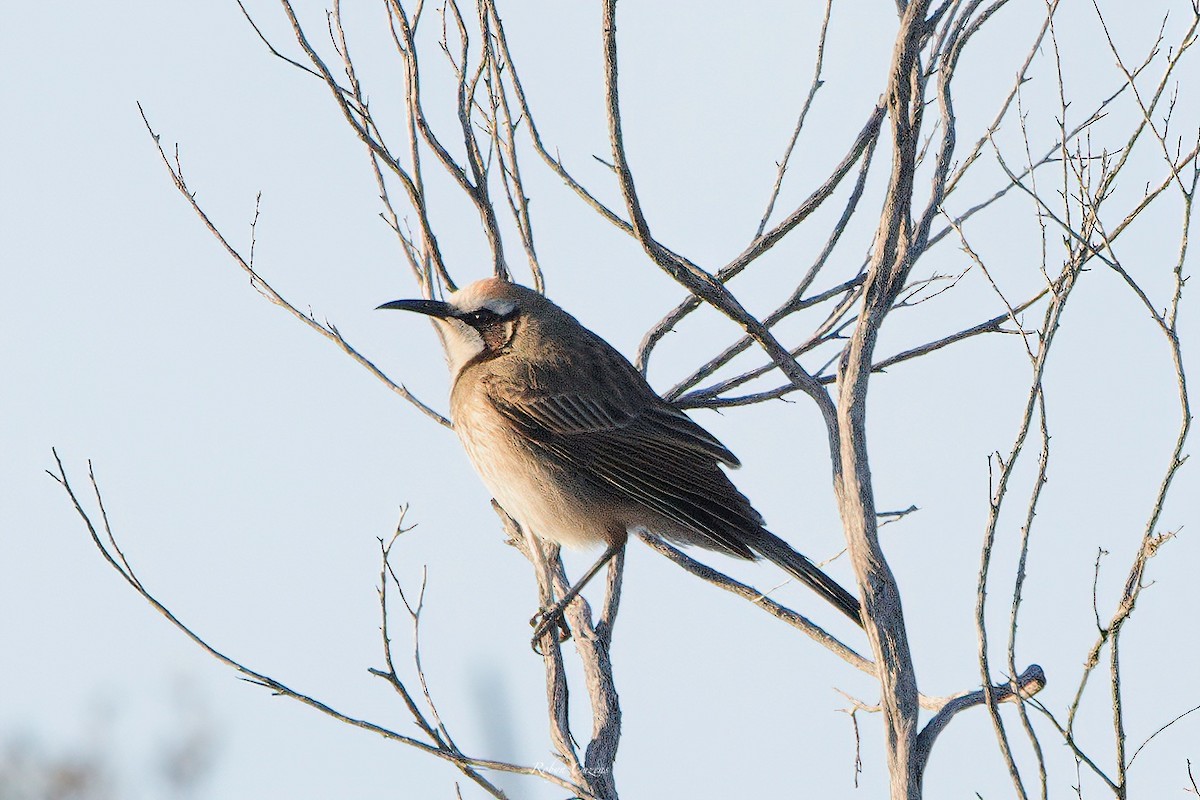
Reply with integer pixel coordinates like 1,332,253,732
135,104,451,430
48,450,589,799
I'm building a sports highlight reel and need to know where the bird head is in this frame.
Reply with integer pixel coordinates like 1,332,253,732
378,278,542,377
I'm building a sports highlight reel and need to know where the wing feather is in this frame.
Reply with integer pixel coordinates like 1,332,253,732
486,362,760,557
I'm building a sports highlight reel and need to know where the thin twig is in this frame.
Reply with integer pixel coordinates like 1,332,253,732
49,451,587,799
136,104,451,429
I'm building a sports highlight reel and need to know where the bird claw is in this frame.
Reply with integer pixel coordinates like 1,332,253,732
529,608,571,653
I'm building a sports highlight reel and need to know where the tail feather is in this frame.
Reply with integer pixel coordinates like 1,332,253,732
752,530,863,627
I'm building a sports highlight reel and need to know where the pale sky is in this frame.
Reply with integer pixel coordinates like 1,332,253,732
2,2,1197,798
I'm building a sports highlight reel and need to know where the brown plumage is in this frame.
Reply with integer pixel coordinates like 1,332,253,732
380,278,862,630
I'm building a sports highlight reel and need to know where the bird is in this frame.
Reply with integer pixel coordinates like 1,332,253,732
379,277,862,646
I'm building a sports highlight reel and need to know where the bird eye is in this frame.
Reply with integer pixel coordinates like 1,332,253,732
461,306,517,326
465,309,499,325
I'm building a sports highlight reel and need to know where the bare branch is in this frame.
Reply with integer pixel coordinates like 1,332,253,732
914,665,1047,776
636,533,873,674
493,504,622,800
136,104,451,429
49,451,588,799
278,0,454,286
754,0,835,238
831,2,943,793
637,106,885,374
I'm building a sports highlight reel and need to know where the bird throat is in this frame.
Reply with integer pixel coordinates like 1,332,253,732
445,318,519,380
479,319,517,354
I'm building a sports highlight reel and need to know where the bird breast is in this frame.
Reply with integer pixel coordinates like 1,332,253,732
452,389,615,550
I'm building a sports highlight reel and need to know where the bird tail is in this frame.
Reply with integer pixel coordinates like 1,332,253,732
752,530,863,628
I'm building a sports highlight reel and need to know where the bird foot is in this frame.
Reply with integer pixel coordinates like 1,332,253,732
529,607,572,653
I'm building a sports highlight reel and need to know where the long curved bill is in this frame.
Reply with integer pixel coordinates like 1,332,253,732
377,299,456,318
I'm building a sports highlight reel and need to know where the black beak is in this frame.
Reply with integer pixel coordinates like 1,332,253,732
376,298,456,318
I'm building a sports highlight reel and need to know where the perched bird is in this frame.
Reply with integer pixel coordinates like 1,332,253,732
380,278,862,643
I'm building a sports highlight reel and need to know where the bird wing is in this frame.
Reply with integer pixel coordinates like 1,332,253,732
485,359,763,558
